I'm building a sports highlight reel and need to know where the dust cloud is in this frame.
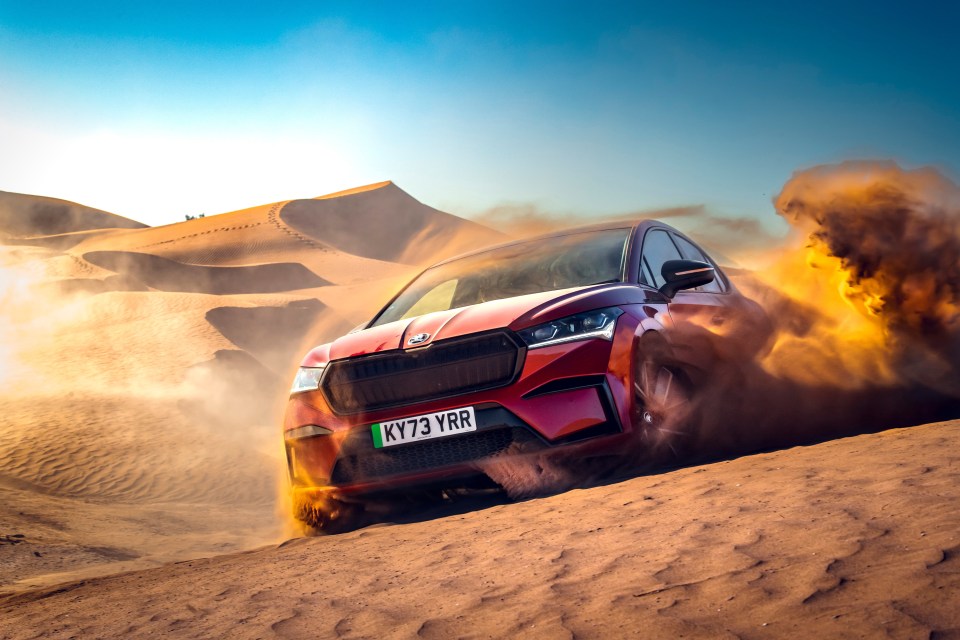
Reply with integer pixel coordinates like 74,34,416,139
476,161,960,499
0,239,298,588
773,162,960,391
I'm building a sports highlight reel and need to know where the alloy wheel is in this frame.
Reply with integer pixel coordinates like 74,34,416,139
634,360,693,458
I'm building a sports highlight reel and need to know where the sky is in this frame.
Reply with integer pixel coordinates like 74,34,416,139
1,0,958,229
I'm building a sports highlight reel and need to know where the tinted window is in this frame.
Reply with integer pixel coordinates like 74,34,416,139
639,260,654,287
640,229,683,288
672,234,724,293
371,228,629,326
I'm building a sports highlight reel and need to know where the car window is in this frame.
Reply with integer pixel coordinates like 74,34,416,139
672,234,724,293
640,229,683,288
371,228,630,326
639,260,654,287
401,279,457,319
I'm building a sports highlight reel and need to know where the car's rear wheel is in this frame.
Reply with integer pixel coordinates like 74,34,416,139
632,337,696,461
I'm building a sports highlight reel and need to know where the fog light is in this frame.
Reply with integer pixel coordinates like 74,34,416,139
285,424,333,440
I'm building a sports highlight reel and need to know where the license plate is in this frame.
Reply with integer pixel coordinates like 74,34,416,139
372,406,477,449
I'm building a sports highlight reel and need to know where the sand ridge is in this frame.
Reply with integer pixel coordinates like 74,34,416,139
70,183,487,278
0,190,146,238
61,186,463,295
82,250,331,294
280,181,506,265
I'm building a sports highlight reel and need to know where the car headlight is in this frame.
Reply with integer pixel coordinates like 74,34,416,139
290,365,326,394
518,307,624,348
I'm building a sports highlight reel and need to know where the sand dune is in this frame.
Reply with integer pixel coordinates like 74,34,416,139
1,419,957,639
0,190,145,238
69,182,478,276
9,228,130,251
281,181,506,264
205,300,350,373
74,202,309,266
39,274,148,296
82,250,330,294
71,198,414,287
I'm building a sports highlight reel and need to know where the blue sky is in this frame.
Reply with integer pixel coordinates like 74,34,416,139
1,1,957,229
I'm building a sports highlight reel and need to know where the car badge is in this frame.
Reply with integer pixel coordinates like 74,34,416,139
407,332,430,345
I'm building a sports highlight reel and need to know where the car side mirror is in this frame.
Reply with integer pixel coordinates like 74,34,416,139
658,259,716,299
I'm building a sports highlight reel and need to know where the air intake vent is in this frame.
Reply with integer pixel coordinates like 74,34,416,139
330,427,538,484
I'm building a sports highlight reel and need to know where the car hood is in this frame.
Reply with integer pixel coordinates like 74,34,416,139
302,283,646,365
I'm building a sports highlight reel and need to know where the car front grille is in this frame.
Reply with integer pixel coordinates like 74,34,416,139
330,426,538,485
320,331,523,414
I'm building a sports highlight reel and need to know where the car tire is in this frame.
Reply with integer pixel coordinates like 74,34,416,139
632,335,697,462
292,491,365,534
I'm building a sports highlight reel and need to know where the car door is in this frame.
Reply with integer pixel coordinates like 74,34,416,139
639,227,731,373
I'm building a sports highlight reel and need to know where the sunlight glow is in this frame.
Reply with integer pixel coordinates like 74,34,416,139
0,121,370,224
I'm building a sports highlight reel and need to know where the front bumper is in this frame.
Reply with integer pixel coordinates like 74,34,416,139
283,319,638,495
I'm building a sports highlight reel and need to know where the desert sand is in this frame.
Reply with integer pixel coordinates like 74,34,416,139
1,169,959,639
1,420,958,639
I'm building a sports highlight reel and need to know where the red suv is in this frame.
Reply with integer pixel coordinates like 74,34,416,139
283,220,768,528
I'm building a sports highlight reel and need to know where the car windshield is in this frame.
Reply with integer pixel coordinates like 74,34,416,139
370,228,630,327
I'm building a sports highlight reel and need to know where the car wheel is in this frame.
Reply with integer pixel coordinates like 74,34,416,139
632,338,696,461
292,490,365,534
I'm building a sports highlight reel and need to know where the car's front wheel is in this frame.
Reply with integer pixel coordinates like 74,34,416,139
292,489,366,534
632,336,696,462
